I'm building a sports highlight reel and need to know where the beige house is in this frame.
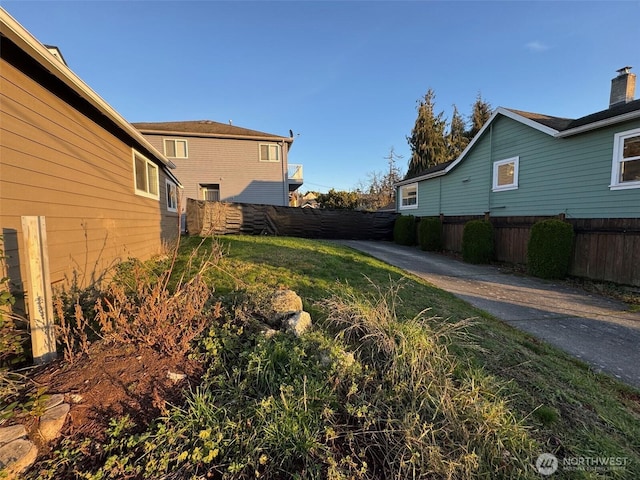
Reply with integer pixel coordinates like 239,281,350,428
0,8,181,294
132,120,303,222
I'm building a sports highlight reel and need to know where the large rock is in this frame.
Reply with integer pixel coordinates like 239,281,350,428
0,438,37,479
38,403,70,442
264,290,303,326
285,311,312,337
0,425,27,447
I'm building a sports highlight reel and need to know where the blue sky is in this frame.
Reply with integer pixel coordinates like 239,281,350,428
3,1,639,193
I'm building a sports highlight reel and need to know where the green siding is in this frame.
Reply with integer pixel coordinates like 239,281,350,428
404,114,640,219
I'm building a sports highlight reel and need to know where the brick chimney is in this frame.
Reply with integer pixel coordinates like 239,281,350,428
609,66,636,108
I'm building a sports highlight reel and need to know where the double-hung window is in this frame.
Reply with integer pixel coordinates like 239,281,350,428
133,151,159,199
164,138,188,158
610,128,640,190
259,143,281,162
492,156,519,191
399,183,418,209
166,180,178,212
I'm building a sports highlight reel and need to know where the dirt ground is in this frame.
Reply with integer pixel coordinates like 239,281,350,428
28,340,202,447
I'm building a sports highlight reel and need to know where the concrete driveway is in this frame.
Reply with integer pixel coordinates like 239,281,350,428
336,240,640,390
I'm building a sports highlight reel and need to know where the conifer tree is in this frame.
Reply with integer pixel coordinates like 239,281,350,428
447,105,469,161
406,89,448,177
468,93,492,139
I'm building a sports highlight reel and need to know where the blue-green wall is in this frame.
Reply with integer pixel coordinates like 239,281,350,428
400,115,640,218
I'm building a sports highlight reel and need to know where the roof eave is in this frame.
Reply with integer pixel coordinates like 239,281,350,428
135,128,294,144
0,8,171,170
555,109,640,138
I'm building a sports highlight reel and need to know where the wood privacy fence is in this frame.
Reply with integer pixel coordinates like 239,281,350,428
186,199,399,240
440,215,640,287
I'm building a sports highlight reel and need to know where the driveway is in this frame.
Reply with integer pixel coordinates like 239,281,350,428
336,240,640,389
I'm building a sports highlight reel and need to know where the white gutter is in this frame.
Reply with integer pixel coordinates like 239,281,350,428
0,8,173,172
135,128,294,144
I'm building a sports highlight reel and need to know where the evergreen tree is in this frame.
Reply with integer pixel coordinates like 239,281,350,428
447,105,469,161
406,89,448,177
468,93,492,139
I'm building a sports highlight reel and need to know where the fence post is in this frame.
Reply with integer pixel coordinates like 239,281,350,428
21,216,57,364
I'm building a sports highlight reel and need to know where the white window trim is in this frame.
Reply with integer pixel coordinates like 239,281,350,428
492,156,519,192
166,180,178,212
163,138,188,158
133,150,159,200
610,127,640,190
399,183,418,210
259,143,281,162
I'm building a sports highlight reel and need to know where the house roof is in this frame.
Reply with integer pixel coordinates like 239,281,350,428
132,120,294,143
0,8,180,185
397,98,640,187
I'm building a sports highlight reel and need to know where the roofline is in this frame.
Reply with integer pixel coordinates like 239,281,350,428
395,107,563,187
135,128,294,144
555,108,640,137
0,8,173,172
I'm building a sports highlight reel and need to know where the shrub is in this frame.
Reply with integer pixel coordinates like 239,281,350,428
393,215,416,246
462,219,494,264
418,217,443,251
527,219,574,279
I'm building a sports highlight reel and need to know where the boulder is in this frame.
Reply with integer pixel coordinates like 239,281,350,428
0,438,37,479
38,403,70,442
285,311,312,337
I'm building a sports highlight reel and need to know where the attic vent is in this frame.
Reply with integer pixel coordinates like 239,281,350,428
609,66,636,108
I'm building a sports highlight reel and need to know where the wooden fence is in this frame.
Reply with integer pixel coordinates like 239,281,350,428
440,215,640,287
186,199,399,241
186,200,639,287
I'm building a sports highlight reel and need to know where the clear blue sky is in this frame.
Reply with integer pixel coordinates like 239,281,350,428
3,1,639,193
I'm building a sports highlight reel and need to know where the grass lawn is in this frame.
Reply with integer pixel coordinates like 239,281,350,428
193,235,640,479
19,234,639,479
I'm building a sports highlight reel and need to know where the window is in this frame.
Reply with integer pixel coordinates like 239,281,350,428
611,128,640,190
166,180,178,212
259,143,281,162
399,184,418,209
492,156,519,191
133,151,159,199
200,183,220,202
164,138,188,158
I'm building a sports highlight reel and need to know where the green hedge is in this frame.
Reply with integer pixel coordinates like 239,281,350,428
418,217,443,251
462,220,494,264
393,215,416,246
527,219,574,279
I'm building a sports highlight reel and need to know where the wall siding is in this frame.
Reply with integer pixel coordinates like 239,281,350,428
0,50,178,293
406,114,640,219
143,134,289,207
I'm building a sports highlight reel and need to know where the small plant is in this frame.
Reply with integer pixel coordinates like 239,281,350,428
418,216,443,251
527,218,574,279
462,219,494,264
393,215,416,246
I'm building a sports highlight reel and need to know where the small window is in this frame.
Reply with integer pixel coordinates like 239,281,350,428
166,180,178,212
200,183,220,202
133,151,159,199
492,157,519,191
259,143,281,162
611,128,640,190
399,183,418,209
164,138,188,158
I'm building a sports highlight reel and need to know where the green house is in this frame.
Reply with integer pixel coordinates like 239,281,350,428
396,68,640,219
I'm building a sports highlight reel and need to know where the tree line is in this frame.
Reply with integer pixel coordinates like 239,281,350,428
406,89,491,177
305,89,492,210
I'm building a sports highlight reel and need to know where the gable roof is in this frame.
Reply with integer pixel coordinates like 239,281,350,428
397,98,640,186
132,120,294,144
0,8,180,185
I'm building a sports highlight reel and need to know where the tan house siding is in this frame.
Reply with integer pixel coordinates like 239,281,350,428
0,38,178,293
143,135,289,205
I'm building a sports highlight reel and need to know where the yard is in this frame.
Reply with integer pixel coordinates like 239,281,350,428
4,235,639,479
